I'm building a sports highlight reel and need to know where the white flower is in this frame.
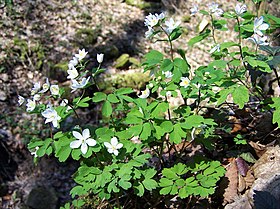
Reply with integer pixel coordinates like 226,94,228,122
248,34,269,46
71,77,90,92
41,107,61,128
39,78,50,93
75,49,88,61
70,128,96,155
60,99,72,112
50,85,60,96
235,3,247,16
138,88,150,99
254,16,269,36
31,82,41,95
164,71,173,78
191,125,206,140
26,99,36,112
67,67,79,80
31,146,39,158
18,95,25,106
190,5,199,16
97,53,104,64
180,77,191,88
144,13,164,28
33,94,41,101
166,91,172,97
148,83,154,88
208,2,223,17
69,57,78,67
164,18,181,34
210,44,220,53
104,137,123,156
145,27,154,39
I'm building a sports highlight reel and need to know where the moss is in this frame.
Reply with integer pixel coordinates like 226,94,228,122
114,54,130,69
99,70,150,92
74,27,100,47
129,57,141,67
125,0,160,9
182,15,191,23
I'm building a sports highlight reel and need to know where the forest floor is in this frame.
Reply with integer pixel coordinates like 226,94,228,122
0,0,280,208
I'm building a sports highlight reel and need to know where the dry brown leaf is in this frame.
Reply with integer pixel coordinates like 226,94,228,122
249,141,267,157
238,174,246,193
223,158,239,204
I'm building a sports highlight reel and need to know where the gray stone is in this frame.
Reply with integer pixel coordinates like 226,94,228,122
26,186,58,209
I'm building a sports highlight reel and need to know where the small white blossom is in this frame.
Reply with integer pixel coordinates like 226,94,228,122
71,77,90,92
26,99,36,112
144,13,164,28
104,137,123,156
208,2,223,17
31,146,39,158
39,78,50,93
164,18,181,34
190,5,199,16
18,95,25,106
60,99,72,112
97,53,104,64
166,91,172,97
235,3,247,16
148,83,154,88
31,82,41,95
164,71,173,78
33,94,41,101
42,107,61,128
69,57,78,67
138,88,150,99
191,125,206,140
210,44,220,53
254,16,269,36
248,34,269,46
145,27,154,39
70,129,96,155
50,85,60,96
180,77,191,88
67,67,79,80
75,49,88,61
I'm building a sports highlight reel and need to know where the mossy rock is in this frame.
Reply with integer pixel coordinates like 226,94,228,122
114,54,130,69
50,61,68,82
182,15,191,23
125,0,161,9
101,44,119,60
129,57,141,67
74,27,100,47
99,69,150,92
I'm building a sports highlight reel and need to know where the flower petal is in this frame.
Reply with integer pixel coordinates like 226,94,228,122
104,142,111,148
86,138,96,147
82,129,90,139
116,143,123,149
73,131,83,140
113,149,119,156
258,23,269,31
107,148,114,154
81,142,88,155
111,137,119,146
70,140,82,149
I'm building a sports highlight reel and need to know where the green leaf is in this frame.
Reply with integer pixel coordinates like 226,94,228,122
107,94,119,103
170,124,186,144
134,183,145,197
92,92,107,102
160,121,173,133
118,178,132,190
162,169,178,179
232,86,249,109
115,88,134,95
142,179,157,191
56,145,71,162
161,59,173,72
159,178,173,187
160,186,172,195
140,122,151,140
188,29,210,46
151,102,169,118
245,56,272,73
102,101,113,117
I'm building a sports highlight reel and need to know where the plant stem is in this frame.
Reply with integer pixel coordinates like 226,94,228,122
210,15,217,44
160,25,174,60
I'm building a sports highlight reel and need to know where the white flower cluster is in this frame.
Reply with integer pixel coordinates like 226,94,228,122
144,13,181,38
70,128,123,156
208,2,223,17
248,16,269,46
67,49,90,92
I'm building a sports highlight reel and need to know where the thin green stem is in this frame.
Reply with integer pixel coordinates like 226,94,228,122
160,25,174,60
210,15,217,44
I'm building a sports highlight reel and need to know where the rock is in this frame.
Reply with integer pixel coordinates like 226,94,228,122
102,44,119,60
26,186,58,209
114,54,130,69
74,27,99,47
0,90,7,101
1,74,9,82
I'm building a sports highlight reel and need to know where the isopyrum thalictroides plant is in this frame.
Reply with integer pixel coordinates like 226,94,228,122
18,0,280,208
